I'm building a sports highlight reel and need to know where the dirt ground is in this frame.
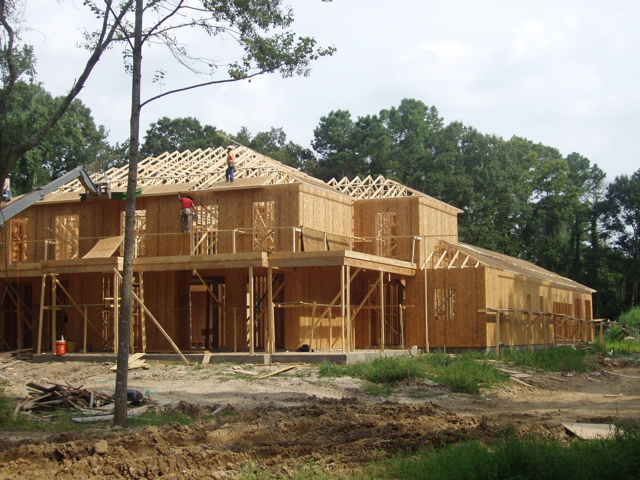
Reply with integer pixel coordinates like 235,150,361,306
0,354,638,479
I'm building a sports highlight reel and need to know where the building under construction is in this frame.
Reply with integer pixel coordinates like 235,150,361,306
0,146,596,359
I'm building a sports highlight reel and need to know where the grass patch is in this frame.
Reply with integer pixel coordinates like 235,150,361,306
420,353,508,394
501,345,594,372
375,427,640,480
363,382,392,397
319,353,509,395
597,338,640,356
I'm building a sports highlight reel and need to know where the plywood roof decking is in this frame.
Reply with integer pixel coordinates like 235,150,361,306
439,241,595,293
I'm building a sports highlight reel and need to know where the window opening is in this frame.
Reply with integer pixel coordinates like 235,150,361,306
375,212,397,257
54,214,79,259
192,202,219,255
10,218,27,263
253,201,275,251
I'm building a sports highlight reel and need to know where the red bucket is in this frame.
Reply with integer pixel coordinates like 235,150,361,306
56,340,67,356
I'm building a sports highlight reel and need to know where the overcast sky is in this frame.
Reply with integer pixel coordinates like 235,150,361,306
22,1,639,181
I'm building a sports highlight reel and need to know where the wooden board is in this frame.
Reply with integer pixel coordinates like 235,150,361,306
82,236,124,258
142,182,198,196
562,423,621,439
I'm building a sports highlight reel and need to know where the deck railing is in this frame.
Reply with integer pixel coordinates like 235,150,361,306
0,225,443,266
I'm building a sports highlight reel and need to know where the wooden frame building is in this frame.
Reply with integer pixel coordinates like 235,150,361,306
0,146,595,356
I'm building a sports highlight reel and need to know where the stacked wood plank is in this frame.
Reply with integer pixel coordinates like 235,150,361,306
15,382,113,414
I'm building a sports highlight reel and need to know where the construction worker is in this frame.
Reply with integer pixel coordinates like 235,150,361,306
226,146,236,183
178,193,195,233
2,174,12,204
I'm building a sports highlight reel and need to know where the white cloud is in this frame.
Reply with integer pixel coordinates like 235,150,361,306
17,0,640,180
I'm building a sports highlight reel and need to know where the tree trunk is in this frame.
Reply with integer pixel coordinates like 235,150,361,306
113,0,143,428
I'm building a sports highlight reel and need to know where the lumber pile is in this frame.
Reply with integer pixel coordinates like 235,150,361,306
15,382,114,414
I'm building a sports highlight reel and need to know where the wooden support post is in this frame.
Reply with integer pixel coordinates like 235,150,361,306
267,267,275,354
510,313,514,352
340,266,345,353
379,271,385,352
553,315,557,347
51,276,57,353
292,227,296,253
399,305,405,349
113,270,119,355
346,265,351,353
423,242,430,353
37,274,47,355
340,266,345,319
139,272,146,353
232,308,238,353
496,311,501,355
599,321,603,347
83,306,88,354
311,302,317,351
249,267,255,355
17,287,22,350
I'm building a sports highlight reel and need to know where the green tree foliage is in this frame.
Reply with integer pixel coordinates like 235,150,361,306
0,0,135,187
604,170,640,308
309,98,621,318
243,126,315,171
311,109,361,180
140,117,223,158
6,81,108,194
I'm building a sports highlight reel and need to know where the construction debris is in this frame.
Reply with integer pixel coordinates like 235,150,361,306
562,422,622,439
14,382,114,415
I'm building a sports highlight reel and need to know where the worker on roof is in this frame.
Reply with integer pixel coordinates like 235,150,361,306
226,146,236,184
2,174,12,205
178,193,195,233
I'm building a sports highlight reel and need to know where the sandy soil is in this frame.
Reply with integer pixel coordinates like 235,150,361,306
0,355,638,479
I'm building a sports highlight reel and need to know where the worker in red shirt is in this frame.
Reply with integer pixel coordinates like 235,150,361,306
178,193,195,233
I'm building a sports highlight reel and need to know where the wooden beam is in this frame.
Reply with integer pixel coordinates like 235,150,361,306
379,271,385,352
37,275,47,355
267,267,275,354
249,267,255,355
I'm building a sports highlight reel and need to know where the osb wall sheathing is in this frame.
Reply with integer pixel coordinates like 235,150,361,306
354,197,420,261
3,198,125,264
425,267,485,349
353,196,460,264
418,197,460,255
298,183,353,252
285,266,348,351
213,184,301,253
222,269,250,351
483,268,594,348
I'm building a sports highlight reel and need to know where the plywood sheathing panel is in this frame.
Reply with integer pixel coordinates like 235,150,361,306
82,236,124,259
426,267,484,348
